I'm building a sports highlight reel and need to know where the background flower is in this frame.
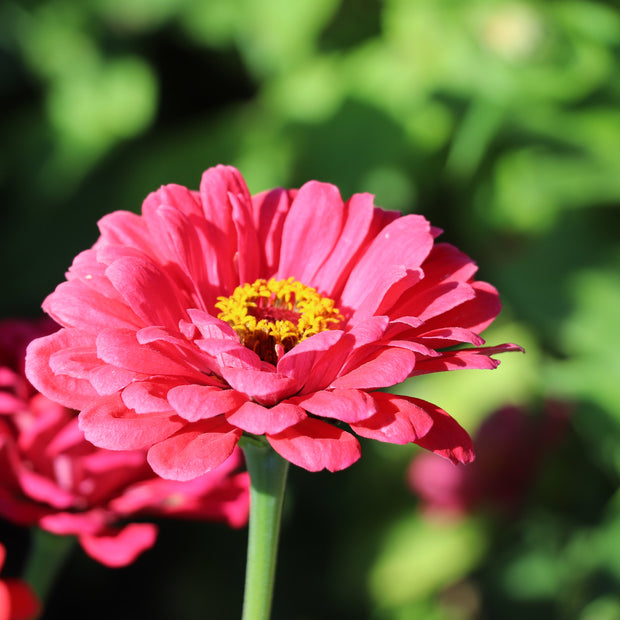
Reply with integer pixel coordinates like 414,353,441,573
408,402,571,519
0,319,248,567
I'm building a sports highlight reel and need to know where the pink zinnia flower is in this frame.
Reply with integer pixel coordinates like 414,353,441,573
26,165,521,480
0,543,40,620
1,319,248,567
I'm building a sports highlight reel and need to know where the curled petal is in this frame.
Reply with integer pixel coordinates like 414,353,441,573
220,367,300,406
411,343,524,376
267,418,361,472
79,394,184,451
167,384,247,422
350,392,434,444
25,329,99,410
226,401,306,434
293,389,377,423
411,398,475,464
147,419,242,481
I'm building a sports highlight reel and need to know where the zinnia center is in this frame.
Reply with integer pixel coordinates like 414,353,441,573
215,277,343,364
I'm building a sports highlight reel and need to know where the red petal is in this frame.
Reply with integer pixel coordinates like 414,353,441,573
267,418,361,472
0,578,41,620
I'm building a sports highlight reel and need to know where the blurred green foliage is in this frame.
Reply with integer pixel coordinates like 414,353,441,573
1,0,619,618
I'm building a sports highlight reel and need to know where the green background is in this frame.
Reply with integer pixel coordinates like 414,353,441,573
1,0,619,618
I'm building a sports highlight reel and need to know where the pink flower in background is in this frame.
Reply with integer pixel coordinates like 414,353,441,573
26,165,521,480
408,403,570,519
0,543,40,620
0,319,248,567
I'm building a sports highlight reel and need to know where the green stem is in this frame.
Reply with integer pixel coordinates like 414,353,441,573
24,528,75,604
239,437,289,620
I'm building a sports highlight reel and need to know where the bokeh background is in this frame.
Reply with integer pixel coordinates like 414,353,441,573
1,0,620,618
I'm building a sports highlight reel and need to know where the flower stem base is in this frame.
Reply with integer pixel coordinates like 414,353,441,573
239,437,289,620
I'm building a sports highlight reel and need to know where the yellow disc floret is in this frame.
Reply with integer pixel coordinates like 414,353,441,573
215,277,343,365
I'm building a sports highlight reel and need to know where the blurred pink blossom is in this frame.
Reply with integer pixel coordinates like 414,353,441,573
0,319,249,567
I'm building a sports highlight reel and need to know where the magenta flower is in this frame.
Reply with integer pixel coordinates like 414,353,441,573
26,165,521,481
408,403,570,518
1,319,248,567
0,543,40,620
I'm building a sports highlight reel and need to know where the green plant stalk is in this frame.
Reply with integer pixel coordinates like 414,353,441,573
23,528,75,603
239,436,290,620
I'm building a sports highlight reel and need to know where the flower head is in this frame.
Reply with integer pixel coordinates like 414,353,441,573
1,319,248,567
26,165,521,480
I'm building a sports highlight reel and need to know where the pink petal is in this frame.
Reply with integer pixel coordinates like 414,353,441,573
79,523,158,567
230,191,261,285
42,279,141,333
89,365,143,395
79,394,184,450
331,347,417,390
293,389,377,423
147,419,242,480
394,281,476,323
267,417,361,472
350,392,434,443
299,316,389,393
40,510,107,535
98,209,153,251
420,242,479,285
277,329,344,385
194,337,263,371
95,328,206,381
277,181,345,286
411,343,524,376
411,398,475,464
48,345,100,379
350,266,423,323
146,204,213,309
220,367,300,406
225,401,306,434
251,188,295,275
421,281,503,335
310,192,376,297
25,329,100,410
122,378,184,414
417,327,486,348
187,308,238,340
106,256,188,329
339,214,433,313
167,384,247,422
200,165,251,290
